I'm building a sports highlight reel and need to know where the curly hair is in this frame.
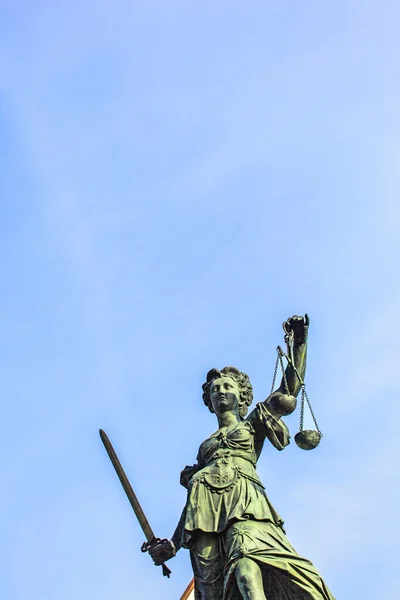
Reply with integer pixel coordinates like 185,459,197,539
202,366,253,418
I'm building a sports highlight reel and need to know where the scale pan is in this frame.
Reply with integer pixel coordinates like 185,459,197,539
294,430,322,450
269,393,297,417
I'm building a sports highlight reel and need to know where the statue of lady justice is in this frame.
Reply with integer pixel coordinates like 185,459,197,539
149,315,335,600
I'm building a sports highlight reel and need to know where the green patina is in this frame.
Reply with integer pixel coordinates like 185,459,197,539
149,315,335,600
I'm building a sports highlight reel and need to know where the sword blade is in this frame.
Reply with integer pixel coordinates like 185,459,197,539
100,429,172,578
99,429,155,542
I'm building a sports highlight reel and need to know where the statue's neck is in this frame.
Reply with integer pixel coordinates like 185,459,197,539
217,410,241,429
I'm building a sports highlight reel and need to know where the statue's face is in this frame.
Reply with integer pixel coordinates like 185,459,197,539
210,376,240,415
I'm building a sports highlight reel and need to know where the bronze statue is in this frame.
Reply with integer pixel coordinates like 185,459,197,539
148,315,335,599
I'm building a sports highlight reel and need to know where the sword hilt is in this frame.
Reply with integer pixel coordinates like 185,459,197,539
141,538,172,578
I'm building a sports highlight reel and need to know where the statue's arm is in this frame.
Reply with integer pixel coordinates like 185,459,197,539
148,461,199,564
248,315,309,456
148,506,186,564
171,506,187,552
248,403,290,454
275,314,309,398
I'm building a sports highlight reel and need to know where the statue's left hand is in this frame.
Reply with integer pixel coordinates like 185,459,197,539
283,314,309,344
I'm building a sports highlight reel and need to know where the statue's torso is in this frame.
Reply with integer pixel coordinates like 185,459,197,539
181,420,284,545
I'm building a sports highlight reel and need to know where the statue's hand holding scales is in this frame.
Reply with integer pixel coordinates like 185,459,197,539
266,314,309,419
283,313,310,343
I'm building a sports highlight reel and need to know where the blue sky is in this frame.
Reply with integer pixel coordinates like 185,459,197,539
1,1,399,598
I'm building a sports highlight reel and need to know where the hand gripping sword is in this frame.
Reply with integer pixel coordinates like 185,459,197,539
99,429,172,578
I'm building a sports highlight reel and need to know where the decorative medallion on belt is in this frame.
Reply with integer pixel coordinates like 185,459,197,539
203,461,239,493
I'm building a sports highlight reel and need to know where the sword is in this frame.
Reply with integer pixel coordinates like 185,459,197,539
99,429,172,578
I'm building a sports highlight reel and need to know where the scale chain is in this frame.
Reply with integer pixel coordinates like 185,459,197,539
298,384,321,435
303,387,321,435
270,347,290,396
299,385,305,432
270,350,280,396
278,348,290,396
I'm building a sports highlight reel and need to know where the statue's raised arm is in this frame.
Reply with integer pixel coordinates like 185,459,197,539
276,314,309,398
246,314,309,455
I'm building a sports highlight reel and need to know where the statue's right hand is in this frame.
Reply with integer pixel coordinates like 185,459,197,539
148,539,176,565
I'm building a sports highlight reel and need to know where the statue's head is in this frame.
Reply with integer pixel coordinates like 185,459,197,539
202,366,253,418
